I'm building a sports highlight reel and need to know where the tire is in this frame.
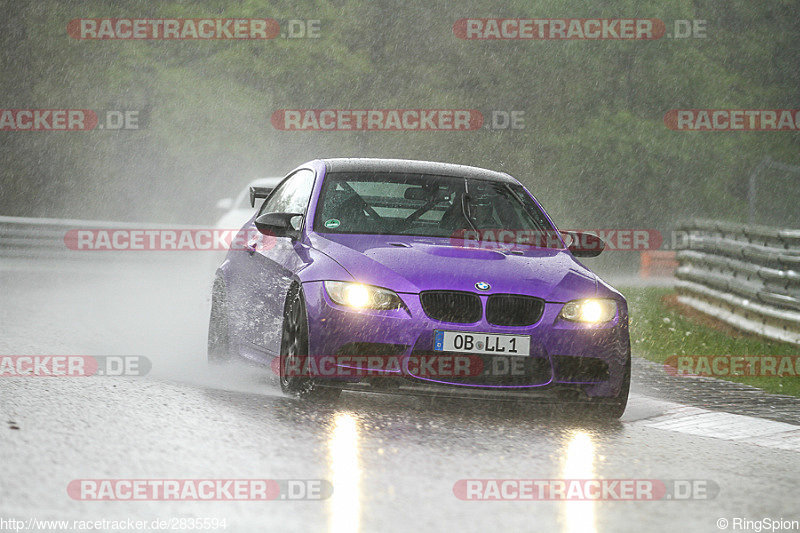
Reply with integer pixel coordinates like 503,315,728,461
279,285,341,402
207,278,231,364
581,356,630,419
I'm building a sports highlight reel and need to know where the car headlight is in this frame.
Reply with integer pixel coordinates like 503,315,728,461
324,281,405,310
559,298,618,323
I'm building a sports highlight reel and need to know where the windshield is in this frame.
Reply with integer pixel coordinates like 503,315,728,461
314,172,555,240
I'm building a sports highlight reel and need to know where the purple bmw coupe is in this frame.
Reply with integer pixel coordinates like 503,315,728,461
208,158,630,417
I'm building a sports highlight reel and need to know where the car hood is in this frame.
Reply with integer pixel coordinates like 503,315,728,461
309,233,600,302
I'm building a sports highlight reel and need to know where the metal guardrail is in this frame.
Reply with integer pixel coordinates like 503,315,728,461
674,218,800,345
0,215,202,261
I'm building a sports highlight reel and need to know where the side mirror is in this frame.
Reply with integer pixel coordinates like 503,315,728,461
254,212,303,239
565,231,605,257
215,198,233,210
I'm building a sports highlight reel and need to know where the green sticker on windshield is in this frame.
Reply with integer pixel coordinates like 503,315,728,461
324,219,341,229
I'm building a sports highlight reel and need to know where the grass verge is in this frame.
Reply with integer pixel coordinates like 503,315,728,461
621,286,800,398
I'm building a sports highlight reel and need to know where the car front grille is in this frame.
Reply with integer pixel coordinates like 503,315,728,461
420,291,482,323
486,294,545,326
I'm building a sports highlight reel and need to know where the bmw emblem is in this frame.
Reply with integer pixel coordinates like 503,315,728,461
475,281,491,291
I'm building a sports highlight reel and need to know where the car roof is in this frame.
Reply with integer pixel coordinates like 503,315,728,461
320,158,516,183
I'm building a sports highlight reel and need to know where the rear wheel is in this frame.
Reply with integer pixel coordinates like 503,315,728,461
280,286,341,402
207,278,231,364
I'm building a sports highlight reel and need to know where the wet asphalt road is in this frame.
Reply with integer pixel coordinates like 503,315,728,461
1,258,799,533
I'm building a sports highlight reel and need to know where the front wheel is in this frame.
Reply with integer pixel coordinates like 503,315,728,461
580,357,630,419
280,286,341,402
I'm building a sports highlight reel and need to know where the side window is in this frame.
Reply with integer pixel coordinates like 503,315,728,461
261,169,316,216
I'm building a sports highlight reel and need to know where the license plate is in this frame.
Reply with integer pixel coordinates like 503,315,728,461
434,331,530,356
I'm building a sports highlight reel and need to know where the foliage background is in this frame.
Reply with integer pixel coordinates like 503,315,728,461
1,0,798,234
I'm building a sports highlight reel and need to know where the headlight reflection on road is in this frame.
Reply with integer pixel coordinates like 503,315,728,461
561,430,597,533
328,412,361,533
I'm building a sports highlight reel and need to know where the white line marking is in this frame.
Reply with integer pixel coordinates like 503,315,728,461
626,394,800,452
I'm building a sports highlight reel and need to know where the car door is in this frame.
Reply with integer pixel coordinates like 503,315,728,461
241,168,317,356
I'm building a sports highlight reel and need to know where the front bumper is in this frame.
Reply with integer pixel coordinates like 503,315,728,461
302,281,630,398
